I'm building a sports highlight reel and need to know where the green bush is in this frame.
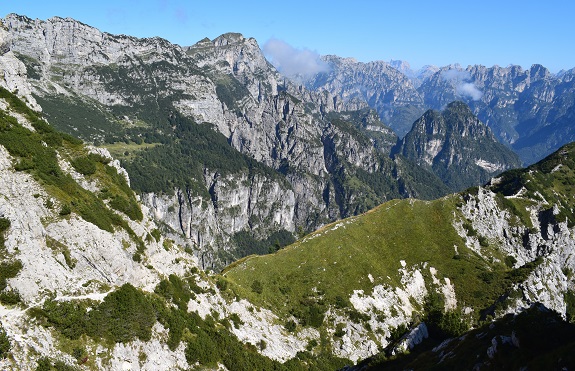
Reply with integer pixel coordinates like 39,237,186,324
0,324,10,359
293,301,326,328
565,290,575,323
462,221,477,236
389,323,409,342
154,274,192,311
423,292,469,339
41,283,156,343
150,229,161,242
59,204,71,216
438,311,469,337
506,257,543,284
348,308,370,323
70,156,96,176
88,153,110,164
229,313,243,329
285,320,297,333
0,217,10,233
216,277,228,291
334,323,346,337
505,255,517,268
0,289,21,305
40,300,88,340
109,195,143,221
251,280,263,294
88,283,156,343
0,260,23,291
71,347,85,361
478,235,489,247
0,217,9,250
478,271,495,284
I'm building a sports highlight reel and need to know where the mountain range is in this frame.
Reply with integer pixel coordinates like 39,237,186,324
305,57,575,166
0,13,574,370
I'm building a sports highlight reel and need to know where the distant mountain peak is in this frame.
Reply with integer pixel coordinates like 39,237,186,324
393,101,521,191
212,32,249,46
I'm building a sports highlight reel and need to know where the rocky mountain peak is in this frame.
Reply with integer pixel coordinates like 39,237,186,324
187,30,275,99
212,32,249,46
444,100,473,113
393,101,521,191
442,100,490,135
529,63,551,80
389,59,416,79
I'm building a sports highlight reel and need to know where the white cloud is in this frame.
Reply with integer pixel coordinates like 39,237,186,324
456,82,483,101
263,38,330,78
441,69,470,82
441,69,483,101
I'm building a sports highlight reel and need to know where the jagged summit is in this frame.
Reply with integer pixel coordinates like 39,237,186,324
212,32,253,45
302,54,575,165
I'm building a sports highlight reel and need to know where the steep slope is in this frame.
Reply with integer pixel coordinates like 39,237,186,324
224,141,575,363
0,87,353,370
393,101,522,191
3,14,450,269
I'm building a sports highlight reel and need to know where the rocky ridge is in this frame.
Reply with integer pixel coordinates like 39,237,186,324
223,142,575,368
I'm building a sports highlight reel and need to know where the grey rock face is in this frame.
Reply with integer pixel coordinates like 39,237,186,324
0,21,40,111
458,186,575,319
141,171,296,270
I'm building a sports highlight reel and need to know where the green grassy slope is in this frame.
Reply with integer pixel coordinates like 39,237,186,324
222,143,575,338
223,194,527,327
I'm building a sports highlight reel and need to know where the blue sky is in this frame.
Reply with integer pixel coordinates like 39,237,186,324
1,0,573,72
